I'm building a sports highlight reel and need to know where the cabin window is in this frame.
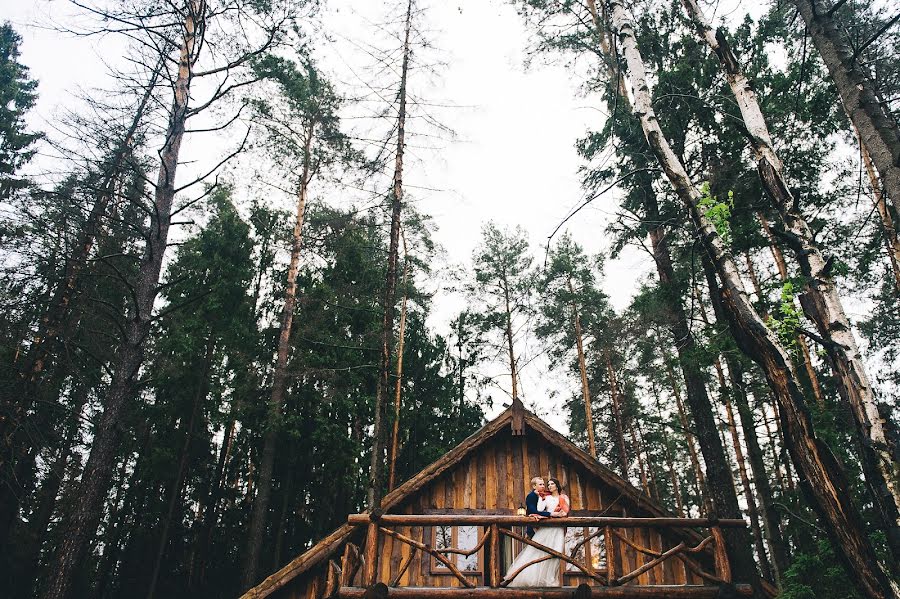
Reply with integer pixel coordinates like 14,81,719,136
431,526,483,574
563,527,606,575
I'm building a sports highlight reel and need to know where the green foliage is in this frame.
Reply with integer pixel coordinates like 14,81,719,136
0,23,40,200
468,222,535,402
778,540,861,599
698,183,734,246
766,282,802,353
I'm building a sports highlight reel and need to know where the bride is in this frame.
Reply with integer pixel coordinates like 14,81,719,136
506,478,570,587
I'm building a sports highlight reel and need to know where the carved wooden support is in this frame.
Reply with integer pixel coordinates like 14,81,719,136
391,551,416,587
378,527,474,588
489,524,501,588
501,555,555,587
342,543,362,587
605,525,616,584
326,560,342,598
710,526,732,583
364,523,379,586
500,528,606,585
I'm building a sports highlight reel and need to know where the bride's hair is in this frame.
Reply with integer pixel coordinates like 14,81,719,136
548,478,563,493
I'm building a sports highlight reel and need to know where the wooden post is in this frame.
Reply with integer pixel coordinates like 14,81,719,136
342,543,362,587
605,526,616,584
710,526,731,583
326,560,342,598
489,524,501,587
364,523,380,586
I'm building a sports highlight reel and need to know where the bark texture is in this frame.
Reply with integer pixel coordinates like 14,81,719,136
791,0,900,215
242,117,315,590
388,233,410,491
682,0,900,559
569,276,597,458
606,1,896,597
368,0,412,512
40,6,200,598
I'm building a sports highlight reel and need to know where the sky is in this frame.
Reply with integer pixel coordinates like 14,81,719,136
1,0,658,431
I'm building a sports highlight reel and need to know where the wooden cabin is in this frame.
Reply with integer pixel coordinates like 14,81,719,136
242,403,755,599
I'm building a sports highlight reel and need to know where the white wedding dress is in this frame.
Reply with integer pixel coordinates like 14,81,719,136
506,495,565,587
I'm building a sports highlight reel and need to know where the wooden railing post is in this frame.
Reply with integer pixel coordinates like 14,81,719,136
364,522,380,586
710,525,732,583
605,525,616,584
489,524,501,587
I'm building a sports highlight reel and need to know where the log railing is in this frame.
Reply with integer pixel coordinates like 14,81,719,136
335,514,746,596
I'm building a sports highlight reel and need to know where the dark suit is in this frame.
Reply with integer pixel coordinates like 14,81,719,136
525,490,551,538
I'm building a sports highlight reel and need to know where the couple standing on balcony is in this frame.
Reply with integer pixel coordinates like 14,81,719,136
505,476,570,587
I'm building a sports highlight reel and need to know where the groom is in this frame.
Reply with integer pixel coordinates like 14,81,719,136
525,476,552,538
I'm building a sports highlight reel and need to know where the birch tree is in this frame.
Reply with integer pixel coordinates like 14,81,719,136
600,1,895,596
790,0,900,215
680,0,900,562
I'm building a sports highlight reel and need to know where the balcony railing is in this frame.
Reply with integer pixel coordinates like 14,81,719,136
325,514,751,599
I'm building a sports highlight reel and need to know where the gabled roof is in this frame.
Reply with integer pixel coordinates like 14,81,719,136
243,404,683,598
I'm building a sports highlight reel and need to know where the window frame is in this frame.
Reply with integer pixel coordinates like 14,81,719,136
430,525,484,575
562,526,607,580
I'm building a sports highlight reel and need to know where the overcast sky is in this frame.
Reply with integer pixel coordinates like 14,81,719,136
2,0,661,430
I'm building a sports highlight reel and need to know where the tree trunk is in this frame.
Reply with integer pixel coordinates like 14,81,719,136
703,267,791,583
0,68,161,547
368,0,412,512
604,350,630,480
503,276,520,403
388,232,410,491
568,276,597,458
146,339,213,599
757,216,827,409
663,356,708,512
40,7,199,598
1,64,159,452
731,369,789,585
19,383,91,592
273,465,295,570
191,414,235,590
695,288,773,580
629,417,650,496
640,176,751,578
242,117,315,590
651,388,686,517
723,379,771,580
682,0,900,557
792,0,900,215
859,132,900,295
604,1,894,596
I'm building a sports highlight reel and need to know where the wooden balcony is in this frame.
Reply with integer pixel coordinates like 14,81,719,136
326,514,752,599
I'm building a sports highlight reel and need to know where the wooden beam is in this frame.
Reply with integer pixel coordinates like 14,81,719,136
364,523,380,585
710,526,732,583
488,524,501,588
337,584,754,599
347,515,746,528
326,560,342,598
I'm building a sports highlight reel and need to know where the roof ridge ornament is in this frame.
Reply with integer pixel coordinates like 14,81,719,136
511,397,525,436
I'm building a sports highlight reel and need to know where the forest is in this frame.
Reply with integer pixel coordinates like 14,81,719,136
0,0,898,599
